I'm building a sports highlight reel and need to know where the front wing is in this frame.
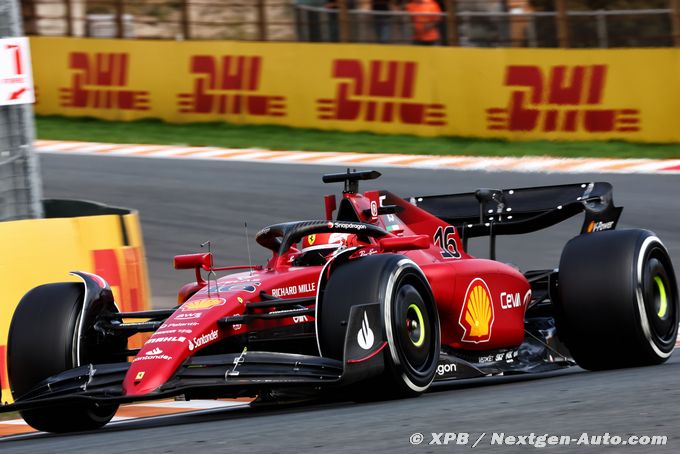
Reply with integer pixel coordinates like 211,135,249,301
1,304,384,412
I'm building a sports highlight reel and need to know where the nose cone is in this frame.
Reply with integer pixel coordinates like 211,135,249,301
121,299,237,396
123,339,189,396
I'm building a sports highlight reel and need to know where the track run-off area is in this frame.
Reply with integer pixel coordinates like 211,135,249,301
2,145,679,452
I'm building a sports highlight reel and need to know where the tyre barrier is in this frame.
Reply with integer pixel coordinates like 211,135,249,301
0,199,151,404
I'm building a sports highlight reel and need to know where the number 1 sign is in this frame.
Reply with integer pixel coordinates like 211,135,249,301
0,37,35,106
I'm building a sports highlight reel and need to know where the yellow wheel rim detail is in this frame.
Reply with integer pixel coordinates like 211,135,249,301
654,276,668,318
408,304,426,347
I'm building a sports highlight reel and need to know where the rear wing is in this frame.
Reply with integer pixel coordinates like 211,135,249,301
410,182,623,240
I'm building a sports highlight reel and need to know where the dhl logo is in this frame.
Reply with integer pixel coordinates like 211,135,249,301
178,55,286,117
60,52,150,110
486,65,640,133
181,297,226,311
317,59,446,126
459,278,494,343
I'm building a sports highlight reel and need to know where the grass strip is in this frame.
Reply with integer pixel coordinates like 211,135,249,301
35,116,680,159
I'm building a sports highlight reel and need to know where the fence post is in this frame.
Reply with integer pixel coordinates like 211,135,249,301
115,0,124,38
65,0,73,36
446,0,459,46
20,1,37,35
338,0,350,43
257,0,268,41
181,0,190,39
596,10,608,48
527,14,538,47
671,0,680,47
555,0,570,48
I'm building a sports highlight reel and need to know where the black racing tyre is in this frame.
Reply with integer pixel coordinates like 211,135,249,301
319,254,440,398
556,230,679,371
8,283,118,433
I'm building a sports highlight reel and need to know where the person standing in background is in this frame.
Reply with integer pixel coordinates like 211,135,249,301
405,0,442,45
371,0,395,43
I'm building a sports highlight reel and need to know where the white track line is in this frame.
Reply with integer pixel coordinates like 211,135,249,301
34,140,680,175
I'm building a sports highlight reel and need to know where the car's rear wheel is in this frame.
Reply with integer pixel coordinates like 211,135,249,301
7,283,119,433
556,229,679,370
319,254,440,398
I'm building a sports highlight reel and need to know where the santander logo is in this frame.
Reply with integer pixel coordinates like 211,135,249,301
188,330,219,351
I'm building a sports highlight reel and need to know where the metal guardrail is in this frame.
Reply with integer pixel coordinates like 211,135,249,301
295,5,676,48
18,0,680,48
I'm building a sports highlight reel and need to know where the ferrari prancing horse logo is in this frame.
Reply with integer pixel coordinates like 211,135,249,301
459,278,494,343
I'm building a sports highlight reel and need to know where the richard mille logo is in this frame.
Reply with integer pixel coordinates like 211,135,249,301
357,311,375,350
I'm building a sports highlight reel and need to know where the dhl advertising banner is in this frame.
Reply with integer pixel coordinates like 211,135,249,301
30,37,680,142
0,201,151,404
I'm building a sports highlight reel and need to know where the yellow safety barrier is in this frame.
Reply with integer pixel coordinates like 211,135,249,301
0,200,151,404
30,37,680,143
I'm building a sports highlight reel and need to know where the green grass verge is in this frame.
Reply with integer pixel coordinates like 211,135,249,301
0,411,19,421
35,116,680,159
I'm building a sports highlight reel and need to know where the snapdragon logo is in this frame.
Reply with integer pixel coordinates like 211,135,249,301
188,330,219,351
328,221,367,231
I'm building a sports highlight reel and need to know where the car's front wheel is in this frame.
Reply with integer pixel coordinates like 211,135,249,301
319,254,440,398
7,283,119,432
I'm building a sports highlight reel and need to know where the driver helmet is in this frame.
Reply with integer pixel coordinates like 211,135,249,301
301,233,350,253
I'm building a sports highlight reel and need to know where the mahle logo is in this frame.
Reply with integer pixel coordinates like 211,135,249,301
459,278,494,343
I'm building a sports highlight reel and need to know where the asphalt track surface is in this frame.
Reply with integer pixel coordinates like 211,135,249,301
3,154,679,452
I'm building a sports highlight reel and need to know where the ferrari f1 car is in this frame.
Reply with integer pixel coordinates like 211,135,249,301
3,170,678,433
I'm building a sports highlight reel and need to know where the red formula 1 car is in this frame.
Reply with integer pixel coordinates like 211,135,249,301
3,170,678,433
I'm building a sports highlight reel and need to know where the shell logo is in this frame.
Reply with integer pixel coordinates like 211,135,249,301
181,297,226,311
459,278,494,343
